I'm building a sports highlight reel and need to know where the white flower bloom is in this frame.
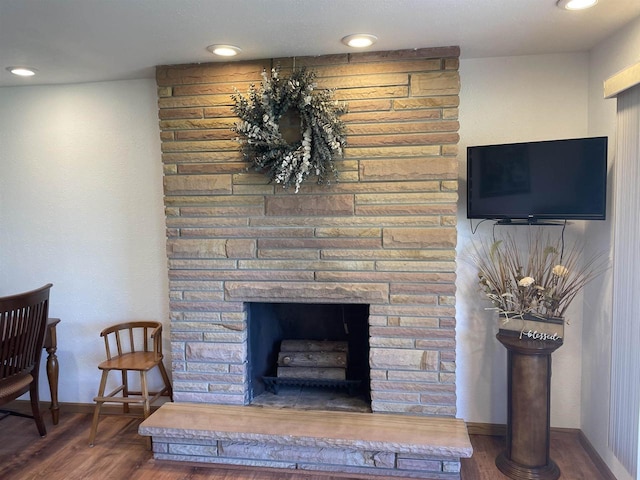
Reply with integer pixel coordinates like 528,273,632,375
552,265,568,277
518,277,535,287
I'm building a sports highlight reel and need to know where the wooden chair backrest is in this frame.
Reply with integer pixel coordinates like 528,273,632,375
100,321,163,361
0,284,52,382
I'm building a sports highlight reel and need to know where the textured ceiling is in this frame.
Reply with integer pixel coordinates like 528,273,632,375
1,0,639,87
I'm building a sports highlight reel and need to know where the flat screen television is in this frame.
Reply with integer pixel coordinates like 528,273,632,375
467,136,608,223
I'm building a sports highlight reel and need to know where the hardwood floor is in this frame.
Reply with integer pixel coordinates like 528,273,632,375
0,410,609,479
460,430,609,480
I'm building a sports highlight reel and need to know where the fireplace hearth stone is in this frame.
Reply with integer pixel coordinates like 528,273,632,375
140,402,472,479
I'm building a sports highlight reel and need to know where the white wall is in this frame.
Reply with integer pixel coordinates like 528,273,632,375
582,14,640,480
456,53,590,428
0,79,169,403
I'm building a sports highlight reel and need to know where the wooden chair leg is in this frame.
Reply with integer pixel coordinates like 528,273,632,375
122,370,129,414
88,370,109,447
158,362,173,401
140,371,152,450
29,379,46,437
140,372,151,419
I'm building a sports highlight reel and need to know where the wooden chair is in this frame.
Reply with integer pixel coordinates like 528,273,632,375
88,321,172,447
0,284,52,437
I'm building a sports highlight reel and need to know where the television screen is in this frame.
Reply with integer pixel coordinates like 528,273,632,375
467,137,607,222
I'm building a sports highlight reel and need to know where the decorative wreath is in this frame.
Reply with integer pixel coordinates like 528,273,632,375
231,66,347,192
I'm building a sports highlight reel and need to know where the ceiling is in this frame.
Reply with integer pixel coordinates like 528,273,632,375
1,0,640,88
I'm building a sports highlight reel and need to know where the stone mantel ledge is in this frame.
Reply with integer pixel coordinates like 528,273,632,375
224,281,390,303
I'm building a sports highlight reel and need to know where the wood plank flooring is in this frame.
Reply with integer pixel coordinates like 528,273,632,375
0,410,609,479
460,430,609,480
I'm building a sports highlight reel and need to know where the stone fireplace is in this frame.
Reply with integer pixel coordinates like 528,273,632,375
151,46,465,477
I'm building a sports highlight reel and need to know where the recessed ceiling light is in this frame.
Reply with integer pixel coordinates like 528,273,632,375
556,0,598,10
6,66,37,77
341,34,378,48
206,44,242,57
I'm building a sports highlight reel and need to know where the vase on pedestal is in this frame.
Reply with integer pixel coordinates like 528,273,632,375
495,321,564,480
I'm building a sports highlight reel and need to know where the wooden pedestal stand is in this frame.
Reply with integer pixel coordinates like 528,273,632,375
496,331,563,480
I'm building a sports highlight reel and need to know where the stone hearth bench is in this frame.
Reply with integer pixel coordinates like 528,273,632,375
139,402,472,479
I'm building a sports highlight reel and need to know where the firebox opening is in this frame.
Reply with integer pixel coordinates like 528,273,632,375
247,302,371,412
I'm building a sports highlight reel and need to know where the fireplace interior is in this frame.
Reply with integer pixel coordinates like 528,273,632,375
247,302,371,411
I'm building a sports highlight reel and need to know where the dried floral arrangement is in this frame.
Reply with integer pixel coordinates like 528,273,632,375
231,66,347,192
470,230,608,322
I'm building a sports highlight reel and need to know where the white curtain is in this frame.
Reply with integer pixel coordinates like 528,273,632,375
609,83,640,478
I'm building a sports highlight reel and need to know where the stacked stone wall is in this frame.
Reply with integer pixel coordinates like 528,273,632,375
157,46,460,415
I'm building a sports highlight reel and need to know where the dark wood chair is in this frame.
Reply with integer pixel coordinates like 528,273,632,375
0,284,53,437
88,321,172,447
